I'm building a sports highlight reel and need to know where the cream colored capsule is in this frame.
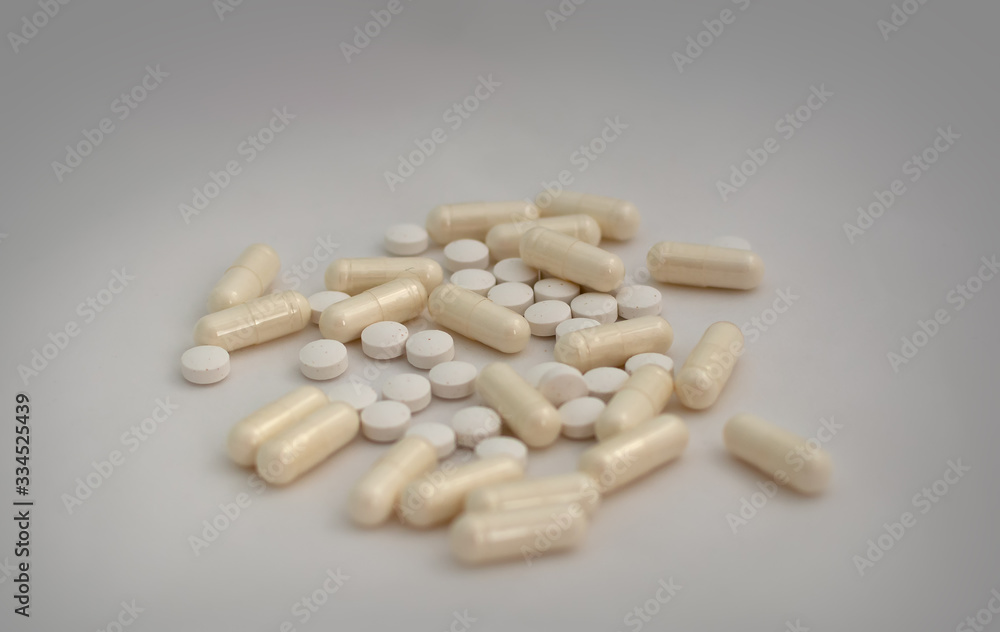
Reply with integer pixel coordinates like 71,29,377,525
319,278,427,342
485,214,602,260
426,201,539,245
535,191,640,241
324,257,443,295
554,315,674,373
451,503,588,564
519,227,625,293
207,243,281,313
399,456,525,528
194,291,311,352
227,385,329,467
723,413,832,494
594,364,673,440
256,402,359,485
428,283,530,353
646,242,764,290
348,435,438,527
476,363,562,448
465,472,601,515
578,415,688,494
675,322,744,410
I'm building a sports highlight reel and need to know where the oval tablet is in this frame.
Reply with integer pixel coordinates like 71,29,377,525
583,367,629,401
360,400,412,442
405,330,455,369
450,406,502,447
723,413,832,494
181,345,231,385
616,285,662,319
383,373,432,412
384,223,429,255
428,361,478,399
533,278,580,303
308,291,350,324
492,258,539,285
524,300,572,337
360,321,409,360
443,239,490,272
536,364,588,407
475,436,529,468
570,293,618,325
450,269,496,296
405,422,457,459
298,339,349,380
647,242,764,290
520,227,625,293
558,397,605,439
555,317,600,341
487,282,535,315
625,353,675,375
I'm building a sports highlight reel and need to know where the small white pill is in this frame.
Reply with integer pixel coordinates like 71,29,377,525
625,353,675,375
486,282,535,315
405,330,456,369
450,406,502,447
360,321,409,359
428,361,478,399
406,422,457,459
616,285,662,319
584,367,630,401
327,382,379,411
533,278,580,303
525,362,569,388
571,293,618,324
181,345,230,385
360,400,412,442
558,397,605,439
492,258,539,284
475,436,528,468
524,300,572,337
450,269,496,296
443,239,490,272
382,373,432,412
537,364,588,406
385,223,429,255
555,317,600,340
298,339,349,381
308,291,351,325
710,235,752,251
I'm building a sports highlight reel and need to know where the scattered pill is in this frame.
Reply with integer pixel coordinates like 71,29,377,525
524,300,572,337
325,257,443,294
400,455,524,528
327,382,379,411
583,367,630,401
578,415,689,494
616,285,662,319
594,364,673,440
487,282,535,315
207,243,281,313
299,339,349,380
625,353,675,375
406,422,457,459
360,401,412,442
475,436,529,468
555,317,601,341
524,362,570,387
383,373,433,412
646,242,764,290
520,227,625,293
308,291,350,324
558,397,605,439
492,258,539,285
450,268,496,296
181,345,231,385
465,472,601,515
319,278,427,342
348,435,438,527
384,223,429,255
451,503,587,564
428,361,478,399
570,293,618,325
428,284,531,353
536,364,588,407
533,278,580,303
443,239,490,272
675,321,744,410
194,291,311,352
485,214,602,260
426,201,538,244
405,330,456,369
360,321,410,360
535,191,640,241
723,413,832,494
554,316,674,372
476,363,562,448
450,406,502,447
256,402,359,485
227,385,329,467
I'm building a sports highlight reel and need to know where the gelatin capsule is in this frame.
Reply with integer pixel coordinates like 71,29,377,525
554,315,674,373
207,243,281,312
646,242,764,290
451,503,588,564
319,278,427,342
426,201,538,245
476,363,562,448
535,191,640,241
520,227,625,293
594,364,673,440
465,472,601,515
578,415,688,494
485,214,601,260
194,291,311,352
348,435,438,527
675,322,744,410
428,283,531,353
723,413,832,494
256,402,359,485
399,455,525,528
227,385,329,467
324,257,443,295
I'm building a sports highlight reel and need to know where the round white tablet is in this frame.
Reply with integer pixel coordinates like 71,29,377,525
525,362,570,388
616,285,662,319
524,300,572,337
360,321,409,359
558,397,605,439
450,269,496,296
487,282,535,315
475,437,528,468
382,373,432,412
493,258,539,284
360,400,412,442
537,364,588,406
583,367,630,401
298,339,349,380
428,361,478,399
571,293,618,324
555,317,601,340
406,422,456,459
443,239,490,272
405,330,455,369
534,278,580,303
308,291,350,324
625,353,675,375
181,345,230,385
710,235,752,251
384,223,429,255
450,406,502,448
327,381,379,410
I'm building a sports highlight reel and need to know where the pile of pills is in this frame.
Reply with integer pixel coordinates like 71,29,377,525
181,192,831,565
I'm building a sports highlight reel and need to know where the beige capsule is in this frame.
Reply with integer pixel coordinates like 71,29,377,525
348,435,438,527
207,243,281,313
194,290,311,352
451,503,589,564
535,191,640,241
554,315,674,373
594,364,673,440
723,414,832,494
324,257,443,295
428,283,531,353
319,278,427,342
578,415,688,494
485,214,602,261
476,363,562,448
256,402,359,485
520,227,625,293
646,242,764,290
426,201,539,245
465,472,601,515
675,322,744,410
227,385,329,467
399,456,525,528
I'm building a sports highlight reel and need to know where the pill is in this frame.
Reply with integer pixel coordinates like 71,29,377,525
616,285,662,319
520,227,625,293
449,268,496,296
492,258,539,285
405,330,455,369
180,345,231,385
570,292,618,324
382,373,432,412
476,363,562,448
384,223,429,255
646,242,764,290
255,402,359,485
227,385,329,467
428,283,531,354
723,413,832,494
554,315,674,372
583,367,630,401
298,339,349,380
400,455,525,528
465,472,601,515
348,435,438,527
709,235,752,251
675,321,744,410
533,278,580,303
327,382,379,411
325,257,443,294
194,291,311,352
443,239,490,272
485,214,602,260
428,361,478,399
578,415,689,494
207,243,281,312
360,321,409,359
319,278,427,343
558,397,605,439
360,401,412,442
536,191,640,241
536,364,588,407
555,317,600,341
524,362,570,387
451,503,588,564
524,300,572,337
426,201,539,244
308,291,350,324
594,364,673,440
475,437,529,468
405,422,457,459
487,282,535,315
625,352,675,375
450,406,502,447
